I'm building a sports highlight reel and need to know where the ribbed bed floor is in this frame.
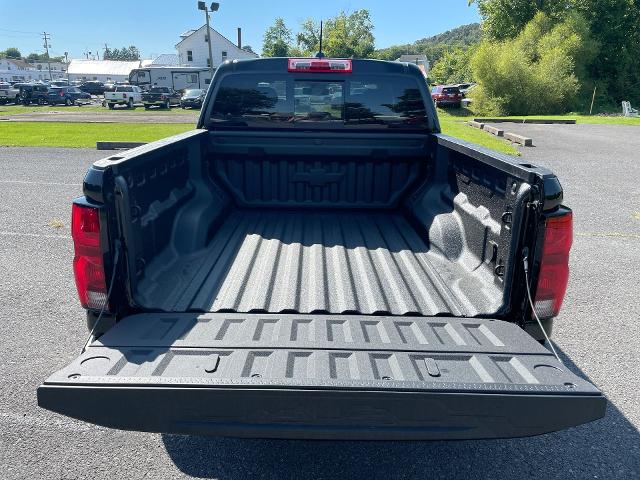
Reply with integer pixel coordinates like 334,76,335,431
142,210,495,316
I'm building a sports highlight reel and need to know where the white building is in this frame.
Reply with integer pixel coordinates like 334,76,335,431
175,25,258,68
0,58,66,82
30,61,68,80
67,59,141,82
396,54,430,78
140,53,180,68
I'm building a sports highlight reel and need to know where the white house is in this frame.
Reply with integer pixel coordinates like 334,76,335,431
30,61,67,80
67,59,141,83
396,54,430,78
140,53,181,68
175,25,258,68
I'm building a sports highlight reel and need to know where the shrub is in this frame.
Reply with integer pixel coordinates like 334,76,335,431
470,12,597,115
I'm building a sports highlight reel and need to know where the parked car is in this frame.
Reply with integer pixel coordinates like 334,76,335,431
0,82,20,104
79,81,106,96
104,85,143,109
50,80,70,87
180,88,206,109
142,86,181,109
38,57,605,441
47,86,92,106
431,85,463,108
15,83,50,105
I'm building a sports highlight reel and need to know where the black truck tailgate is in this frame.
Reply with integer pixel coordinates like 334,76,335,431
38,313,605,440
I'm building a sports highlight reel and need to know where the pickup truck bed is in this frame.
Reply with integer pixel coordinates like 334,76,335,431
38,58,605,440
141,209,493,316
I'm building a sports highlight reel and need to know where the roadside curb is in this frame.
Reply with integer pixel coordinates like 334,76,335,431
475,118,576,124
504,132,533,147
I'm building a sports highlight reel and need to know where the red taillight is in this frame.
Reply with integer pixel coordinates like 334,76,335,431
59,91,64,97
72,203,108,311
534,212,573,319
123,93,127,98
288,58,353,73
161,95,167,100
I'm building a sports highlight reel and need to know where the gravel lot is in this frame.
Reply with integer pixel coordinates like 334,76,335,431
1,125,639,479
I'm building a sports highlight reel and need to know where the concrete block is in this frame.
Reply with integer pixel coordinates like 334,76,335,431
504,132,533,147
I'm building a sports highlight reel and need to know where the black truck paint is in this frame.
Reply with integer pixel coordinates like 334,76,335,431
38,58,605,440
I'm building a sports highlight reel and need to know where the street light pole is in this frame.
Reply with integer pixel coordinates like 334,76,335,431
198,2,219,78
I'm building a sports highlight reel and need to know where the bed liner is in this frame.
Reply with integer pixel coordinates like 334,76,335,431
139,210,501,316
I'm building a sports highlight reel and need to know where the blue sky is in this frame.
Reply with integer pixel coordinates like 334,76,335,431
0,0,480,59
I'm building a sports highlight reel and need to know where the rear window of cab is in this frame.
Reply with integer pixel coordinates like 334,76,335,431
209,74,429,131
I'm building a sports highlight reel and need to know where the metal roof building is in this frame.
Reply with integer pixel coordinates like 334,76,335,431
67,59,142,82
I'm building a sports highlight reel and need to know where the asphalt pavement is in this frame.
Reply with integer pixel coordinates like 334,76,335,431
0,124,639,479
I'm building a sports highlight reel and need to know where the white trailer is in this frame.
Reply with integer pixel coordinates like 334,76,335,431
128,67,213,92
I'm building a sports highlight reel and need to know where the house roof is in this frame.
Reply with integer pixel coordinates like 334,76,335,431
6,58,32,69
67,59,141,75
396,54,428,63
140,54,180,67
175,24,258,57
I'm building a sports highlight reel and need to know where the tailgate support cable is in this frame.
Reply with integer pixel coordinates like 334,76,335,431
522,251,563,364
81,240,121,353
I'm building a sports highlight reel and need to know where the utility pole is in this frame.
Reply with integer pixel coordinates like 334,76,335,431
42,32,52,81
198,2,219,77
103,43,109,60
64,51,69,83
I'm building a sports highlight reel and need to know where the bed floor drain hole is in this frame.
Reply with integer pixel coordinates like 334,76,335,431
68,374,81,379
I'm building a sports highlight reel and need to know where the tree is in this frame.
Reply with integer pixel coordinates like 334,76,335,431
242,45,255,54
470,12,597,115
263,18,293,57
0,47,22,59
429,46,476,84
103,46,140,61
297,10,375,58
27,52,64,63
296,19,321,55
470,0,640,106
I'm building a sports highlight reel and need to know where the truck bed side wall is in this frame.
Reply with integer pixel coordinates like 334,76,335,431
99,131,534,318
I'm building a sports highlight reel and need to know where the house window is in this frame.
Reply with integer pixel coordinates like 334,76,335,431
205,35,209,43
221,51,227,61
187,50,193,62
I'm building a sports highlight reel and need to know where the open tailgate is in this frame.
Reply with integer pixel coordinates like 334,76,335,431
38,314,605,440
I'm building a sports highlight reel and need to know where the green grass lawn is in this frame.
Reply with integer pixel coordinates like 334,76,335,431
0,122,194,148
0,104,200,115
438,111,521,155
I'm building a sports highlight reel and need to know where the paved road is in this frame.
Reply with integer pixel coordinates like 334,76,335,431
0,109,198,124
1,125,639,479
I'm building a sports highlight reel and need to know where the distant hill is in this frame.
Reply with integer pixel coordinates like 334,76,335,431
373,23,481,63
415,23,481,48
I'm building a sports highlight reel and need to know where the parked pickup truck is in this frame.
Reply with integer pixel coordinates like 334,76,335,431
0,82,20,104
38,58,605,441
104,85,143,109
142,86,181,109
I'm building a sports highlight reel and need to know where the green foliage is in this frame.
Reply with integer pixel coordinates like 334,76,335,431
470,12,597,115
297,11,375,58
241,45,255,54
262,18,294,57
0,47,22,59
26,52,65,63
373,23,481,63
429,46,476,84
103,46,140,61
471,0,640,106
